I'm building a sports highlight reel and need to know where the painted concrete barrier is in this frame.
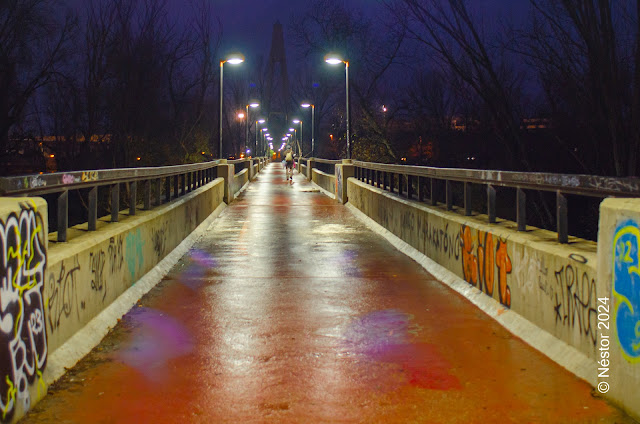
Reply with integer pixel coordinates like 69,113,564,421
311,168,336,196
597,198,640,419
346,177,640,420
0,178,225,422
0,197,48,423
232,168,249,197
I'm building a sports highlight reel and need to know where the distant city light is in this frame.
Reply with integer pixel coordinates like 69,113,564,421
237,112,245,119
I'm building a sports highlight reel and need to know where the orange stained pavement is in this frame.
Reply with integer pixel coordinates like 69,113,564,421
21,163,636,424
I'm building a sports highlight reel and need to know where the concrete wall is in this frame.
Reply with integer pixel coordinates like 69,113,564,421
311,168,336,195
232,168,249,196
46,178,225,353
597,198,640,419
0,197,48,422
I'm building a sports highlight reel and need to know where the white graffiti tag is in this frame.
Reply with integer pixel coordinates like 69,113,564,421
0,205,47,421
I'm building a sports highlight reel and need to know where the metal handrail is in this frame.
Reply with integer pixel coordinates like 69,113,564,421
352,161,640,198
347,160,640,243
0,157,268,242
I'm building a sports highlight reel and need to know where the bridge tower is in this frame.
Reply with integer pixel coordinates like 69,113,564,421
264,21,291,145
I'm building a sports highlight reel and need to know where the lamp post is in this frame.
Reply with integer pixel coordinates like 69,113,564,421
245,101,259,155
301,102,315,156
219,53,244,158
325,54,350,159
256,119,265,156
293,119,302,156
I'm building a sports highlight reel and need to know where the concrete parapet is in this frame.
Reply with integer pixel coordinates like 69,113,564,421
307,159,315,180
335,160,354,204
217,162,235,203
344,177,636,412
597,198,640,420
311,168,336,195
232,168,249,197
0,197,48,422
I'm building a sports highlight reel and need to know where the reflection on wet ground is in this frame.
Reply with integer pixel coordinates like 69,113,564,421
20,164,637,423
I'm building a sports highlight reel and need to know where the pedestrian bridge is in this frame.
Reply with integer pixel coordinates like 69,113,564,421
1,159,640,423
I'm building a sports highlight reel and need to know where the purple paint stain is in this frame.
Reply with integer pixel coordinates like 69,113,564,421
343,309,460,390
116,308,193,382
179,249,218,290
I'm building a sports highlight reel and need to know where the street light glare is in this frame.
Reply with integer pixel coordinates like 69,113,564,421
249,102,259,108
237,112,245,119
226,53,244,64
325,54,343,65
258,119,266,124
301,103,311,108
292,119,300,124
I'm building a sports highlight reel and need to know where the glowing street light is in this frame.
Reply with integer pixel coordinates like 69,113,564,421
245,101,260,155
301,102,315,156
219,53,244,158
325,53,350,159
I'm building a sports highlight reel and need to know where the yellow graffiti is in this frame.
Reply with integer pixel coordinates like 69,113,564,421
81,171,98,182
2,376,16,420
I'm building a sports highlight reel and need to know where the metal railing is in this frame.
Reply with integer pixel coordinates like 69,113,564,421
311,158,341,175
350,161,640,243
0,160,258,242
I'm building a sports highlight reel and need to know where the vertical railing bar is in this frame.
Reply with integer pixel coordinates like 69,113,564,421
155,178,161,206
517,187,526,231
557,191,568,243
165,177,171,202
408,175,413,199
487,184,496,224
111,183,119,222
446,180,453,210
57,190,68,242
173,175,179,198
182,173,186,195
390,173,395,193
143,180,151,210
129,181,137,216
464,182,472,216
88,186,97,231
418,176,424,202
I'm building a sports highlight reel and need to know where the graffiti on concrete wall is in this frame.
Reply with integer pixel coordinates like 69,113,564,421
553,263,597,347
90,250,107,301
47,256,82,333
460,225,512,307
151,222,168,261
423,221,460,261
108,236,124,275
126,229,145,281
612,220,640,362
0,203,48,420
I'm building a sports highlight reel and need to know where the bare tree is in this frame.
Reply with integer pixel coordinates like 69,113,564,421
522,0,640,177
0,0,75,169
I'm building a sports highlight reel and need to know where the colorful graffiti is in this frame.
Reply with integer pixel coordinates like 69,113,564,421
612,220,640,362
460,225,512,307
126,229,145,281
0,203,48,420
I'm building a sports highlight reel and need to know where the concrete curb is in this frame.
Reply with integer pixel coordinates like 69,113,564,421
310,181,336,200
43,202,227,386
345,202,597,387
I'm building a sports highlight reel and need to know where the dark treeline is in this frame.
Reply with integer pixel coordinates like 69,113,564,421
289,0,640,180
1,0,639,181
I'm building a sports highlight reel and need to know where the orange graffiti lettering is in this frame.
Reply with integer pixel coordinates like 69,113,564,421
461,226,478,286
496,239,512,307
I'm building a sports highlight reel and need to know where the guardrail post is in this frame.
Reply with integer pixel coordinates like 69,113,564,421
418,177,424,202
464,182,471,216
487,184,496,223
307,159,315,180
517,188,526,231
57,190,68,242
88,186,97,230
430,178,437,206
129,181,137,215
335,159,354,204
408,175,413,199
446,180,453,210
143,180,151,210
217,159,234,203
111,183,119,222
155,179,161,206
173,175,179,198
557,191,568,243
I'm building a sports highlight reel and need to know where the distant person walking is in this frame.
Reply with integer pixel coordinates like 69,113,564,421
284,145,294,181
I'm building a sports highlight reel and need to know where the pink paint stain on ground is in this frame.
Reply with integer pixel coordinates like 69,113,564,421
114,307,193,382
343,309,460,390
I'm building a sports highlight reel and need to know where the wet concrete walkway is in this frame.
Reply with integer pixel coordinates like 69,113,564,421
21,164,635,423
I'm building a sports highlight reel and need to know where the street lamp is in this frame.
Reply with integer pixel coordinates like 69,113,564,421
325,53,350,159
292,119,303,157
256,118,266,156
245,101,259,155
219,53,244,158
301,102,315,156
